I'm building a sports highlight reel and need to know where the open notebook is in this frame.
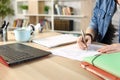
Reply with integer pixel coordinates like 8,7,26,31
50,44,102,61
83,52,120,78
32,34,78,48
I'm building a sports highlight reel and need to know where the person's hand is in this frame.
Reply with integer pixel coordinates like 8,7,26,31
97,43,120,53
77,35,92,50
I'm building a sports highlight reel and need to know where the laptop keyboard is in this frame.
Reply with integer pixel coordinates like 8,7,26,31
0,43,51,65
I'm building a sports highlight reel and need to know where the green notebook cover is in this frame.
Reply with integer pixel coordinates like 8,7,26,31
83,52,120,77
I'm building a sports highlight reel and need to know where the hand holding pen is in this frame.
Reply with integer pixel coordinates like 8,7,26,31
77,30,92,50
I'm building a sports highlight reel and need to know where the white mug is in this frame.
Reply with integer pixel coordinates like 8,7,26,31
14,28,33,42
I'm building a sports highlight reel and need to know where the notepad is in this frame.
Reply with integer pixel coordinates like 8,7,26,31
32,34,78,48
83,52,120,78
50,44,102,61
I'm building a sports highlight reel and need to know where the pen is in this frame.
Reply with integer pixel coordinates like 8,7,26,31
81,30,87,48
5,22,9,30
1,21,6,29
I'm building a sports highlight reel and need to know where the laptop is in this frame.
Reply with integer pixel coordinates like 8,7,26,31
0,43,51,66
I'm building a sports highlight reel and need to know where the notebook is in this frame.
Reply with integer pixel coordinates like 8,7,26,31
0,43,51,66
50,44,102,61
32,34,78,48
83,52,120,78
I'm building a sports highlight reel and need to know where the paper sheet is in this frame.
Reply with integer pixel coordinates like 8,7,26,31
50,44,103,61
32,34,78,48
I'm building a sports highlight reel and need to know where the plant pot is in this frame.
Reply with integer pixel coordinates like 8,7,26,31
44,11,49,14
22,10,28,15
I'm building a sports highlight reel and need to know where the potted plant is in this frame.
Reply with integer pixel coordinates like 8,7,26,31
0,0,14,24
44,5,50,14
19,5,28,14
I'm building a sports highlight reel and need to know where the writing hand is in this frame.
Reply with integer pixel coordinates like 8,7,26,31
77,34,92,50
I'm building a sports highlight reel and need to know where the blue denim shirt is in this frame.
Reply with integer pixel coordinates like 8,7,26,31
89,0,120,42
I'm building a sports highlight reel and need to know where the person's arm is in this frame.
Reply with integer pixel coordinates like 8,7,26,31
85,0,100,38
85,27,96,41
77,0,99,50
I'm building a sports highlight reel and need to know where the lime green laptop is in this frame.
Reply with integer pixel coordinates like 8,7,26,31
83,52,120,77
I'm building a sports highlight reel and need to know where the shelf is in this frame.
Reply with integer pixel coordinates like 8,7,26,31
38,0,52,1
53,0,86,2
15,0,93,32
25,14,52,17
16,0,28,2
16,14,29,19
53,30,81,34
25,14,87,18
54,15,87,18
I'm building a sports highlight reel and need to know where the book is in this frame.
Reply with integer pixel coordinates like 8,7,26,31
12,19,29,28
12,20,17,27
55,4,61,15
22,19,29,27
83,52,120,79
16,19,23,27
62,6,67,15
54,3,57,14
80,62,120,80
66,7,74,15
32,34,78,48
39,19,51,31
63,6,74,15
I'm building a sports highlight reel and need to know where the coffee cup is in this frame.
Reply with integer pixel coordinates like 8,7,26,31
14,28,33,42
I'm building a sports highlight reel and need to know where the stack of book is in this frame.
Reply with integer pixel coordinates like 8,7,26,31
13,19,51,32
81,52,120,80
54,4,74,15
13,19,29,27
39,19,51,31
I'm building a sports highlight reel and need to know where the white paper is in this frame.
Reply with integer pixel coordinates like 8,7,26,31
32,34,78,48
50,44,103,61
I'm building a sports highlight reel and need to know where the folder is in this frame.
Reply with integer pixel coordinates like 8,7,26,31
82,52,120,79
80,61,120,80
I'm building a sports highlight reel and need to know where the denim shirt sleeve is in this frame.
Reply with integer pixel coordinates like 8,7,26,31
88,0,116,42
88,0,107,31
88,0,99,32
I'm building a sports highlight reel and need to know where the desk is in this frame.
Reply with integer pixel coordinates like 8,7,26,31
0,31,101,80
